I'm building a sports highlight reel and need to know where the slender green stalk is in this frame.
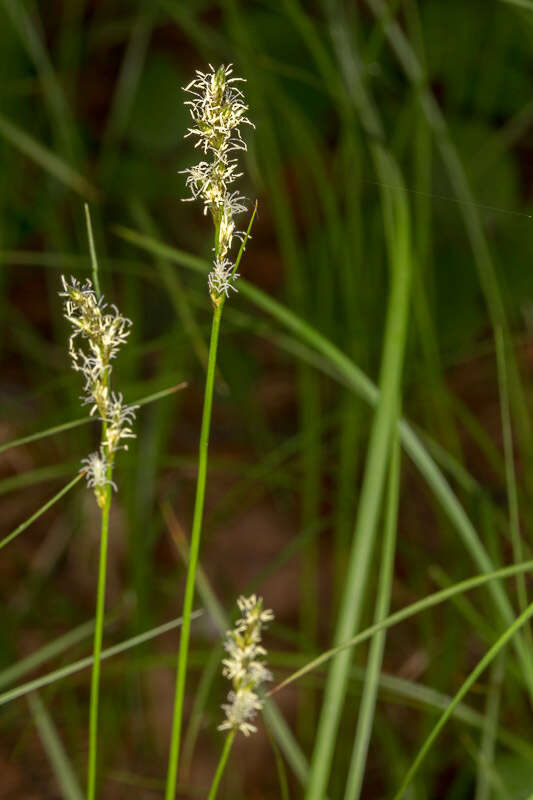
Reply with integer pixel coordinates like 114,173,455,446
87,483,111,800
344,434,401,800
165,301,223,800
392,598,533,800
0,471,84,551
207,731,236,800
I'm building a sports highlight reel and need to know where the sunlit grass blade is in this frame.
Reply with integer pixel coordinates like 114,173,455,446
0,471,85,551
0,612,204,708
28,692,84,800
305,151,411,799
268,559,533,697
344,434,401,800
0,620,94,691
269,650,533,761
497,0,533,8
392,598,533,799
114,226,533,685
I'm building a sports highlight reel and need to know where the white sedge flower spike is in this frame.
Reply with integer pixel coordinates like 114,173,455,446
182,64,253,300
60,276,138,507
219,595,274,737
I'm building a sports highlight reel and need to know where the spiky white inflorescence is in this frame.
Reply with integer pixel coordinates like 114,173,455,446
60,275,137,507
182,64,253,299
219,595,274,737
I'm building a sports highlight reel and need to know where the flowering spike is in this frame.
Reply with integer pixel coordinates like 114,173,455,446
219,594,274,737
181,63,254,300
60,275,136,502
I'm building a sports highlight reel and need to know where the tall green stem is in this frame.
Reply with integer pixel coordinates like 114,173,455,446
344,434,400,800
165,301,224,800
87,484,111,800
207,731,236,800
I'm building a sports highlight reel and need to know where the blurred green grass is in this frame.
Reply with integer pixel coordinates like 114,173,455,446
1,0,533,798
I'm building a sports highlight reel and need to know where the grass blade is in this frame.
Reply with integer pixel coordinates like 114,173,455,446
305,151,411,800
344,434,401,800
0,381,187,455
28,692,84,800
268,559,533,697
0,112,96,199
392,599,533,799
114,227,533,690
0,612,204,708
474,655,505,800
0,471,85,551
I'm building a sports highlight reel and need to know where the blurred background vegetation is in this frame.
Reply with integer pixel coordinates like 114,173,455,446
1,0,533,797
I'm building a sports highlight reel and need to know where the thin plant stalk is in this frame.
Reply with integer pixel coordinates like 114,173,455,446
83,204,122,800
165,298,224,800
207,731,236,800
163,500,310,789
87,481,111,800
165,200,256,799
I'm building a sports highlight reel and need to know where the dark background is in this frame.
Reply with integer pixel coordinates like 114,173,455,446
1,0,533,797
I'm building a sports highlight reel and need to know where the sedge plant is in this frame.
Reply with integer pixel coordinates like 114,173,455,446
206,594,274,800
59,213,138,800
165,63,257,799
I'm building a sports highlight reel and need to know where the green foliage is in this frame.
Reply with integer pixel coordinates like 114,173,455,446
1,0,533,798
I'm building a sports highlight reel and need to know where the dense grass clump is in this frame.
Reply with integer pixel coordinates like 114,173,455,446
1,1,533,798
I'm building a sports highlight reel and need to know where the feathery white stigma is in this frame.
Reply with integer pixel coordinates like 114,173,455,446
219,594,273,737
60,275,137,505
182,64,253,299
